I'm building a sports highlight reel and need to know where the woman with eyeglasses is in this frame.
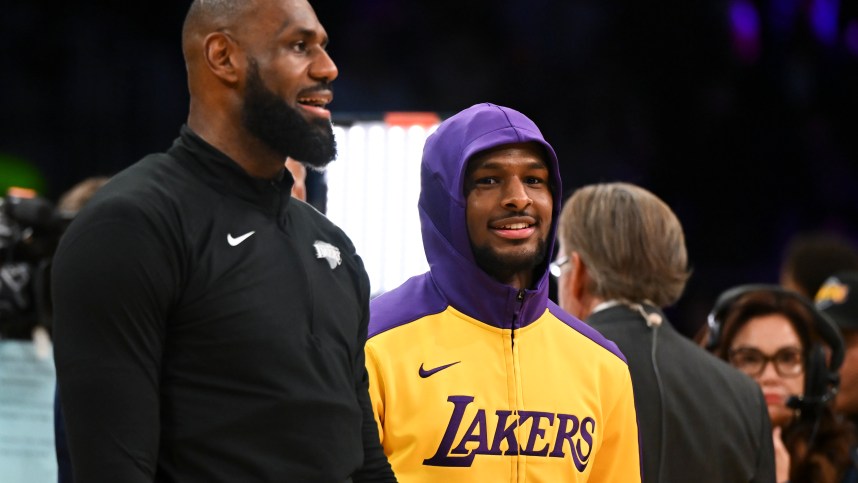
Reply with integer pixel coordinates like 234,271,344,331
703,288,856,483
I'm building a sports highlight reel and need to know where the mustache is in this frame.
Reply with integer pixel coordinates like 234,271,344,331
490,210,536,220
297,82,334,97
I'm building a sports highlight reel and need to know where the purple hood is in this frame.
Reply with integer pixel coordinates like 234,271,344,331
417,103,562,328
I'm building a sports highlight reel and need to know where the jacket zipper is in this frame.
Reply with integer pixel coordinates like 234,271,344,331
512,288,526,482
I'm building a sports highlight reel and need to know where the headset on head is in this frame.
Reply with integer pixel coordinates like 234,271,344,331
705,284,844,421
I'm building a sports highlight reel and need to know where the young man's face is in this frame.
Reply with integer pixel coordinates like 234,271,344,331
464,142,553,285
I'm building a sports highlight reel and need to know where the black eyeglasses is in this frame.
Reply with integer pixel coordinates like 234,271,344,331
549,256,569,278
727,347,804,378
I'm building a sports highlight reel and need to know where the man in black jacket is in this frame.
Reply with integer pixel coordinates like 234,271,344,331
554,182,775,482
51,0,396,481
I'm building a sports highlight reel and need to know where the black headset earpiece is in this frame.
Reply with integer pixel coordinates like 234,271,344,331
706,284,844,420
786,343,838,422
705,285,780,351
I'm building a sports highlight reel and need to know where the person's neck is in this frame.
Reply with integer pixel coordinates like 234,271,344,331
574,293,603,320
507,272,533,291
589,298,664,327
187,116,284,180
229,141,284,180
486,266,534,291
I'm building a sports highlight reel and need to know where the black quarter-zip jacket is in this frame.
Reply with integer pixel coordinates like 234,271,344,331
52,126,395,482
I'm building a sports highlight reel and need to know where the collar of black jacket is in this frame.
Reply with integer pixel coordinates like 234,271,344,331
168,125,294,216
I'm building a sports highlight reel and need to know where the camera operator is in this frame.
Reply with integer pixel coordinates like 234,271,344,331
0,187,67,341
0,178,109,342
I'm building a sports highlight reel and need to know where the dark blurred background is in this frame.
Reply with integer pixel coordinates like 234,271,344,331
2,0,857,336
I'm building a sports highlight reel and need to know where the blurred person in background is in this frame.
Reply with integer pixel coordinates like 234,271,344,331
780,232,858,298
702,285,856,483
556,181,775,482
285,157,307,201
817,273,858,437
55,177,110,218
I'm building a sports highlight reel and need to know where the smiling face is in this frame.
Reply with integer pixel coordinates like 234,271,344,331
239,0,338,167
464,142,553,289
730,314,806,427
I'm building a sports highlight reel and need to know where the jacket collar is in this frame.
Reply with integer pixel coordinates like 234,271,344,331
168,125,295,216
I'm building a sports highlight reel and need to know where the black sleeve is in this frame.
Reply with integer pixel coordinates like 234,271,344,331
353,361,397,482
349,256,397,483
752,386,777,483
52,203,179,483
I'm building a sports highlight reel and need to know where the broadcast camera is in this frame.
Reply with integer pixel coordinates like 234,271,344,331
0,188,71,339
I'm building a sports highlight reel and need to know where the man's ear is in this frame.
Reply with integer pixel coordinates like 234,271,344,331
203,32,242,85
569,251,588,301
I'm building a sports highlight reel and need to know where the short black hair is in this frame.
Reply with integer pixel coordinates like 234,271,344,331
781,232,858,297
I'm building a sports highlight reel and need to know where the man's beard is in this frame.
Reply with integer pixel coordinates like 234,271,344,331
471,239,548,286
241,60,336,168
